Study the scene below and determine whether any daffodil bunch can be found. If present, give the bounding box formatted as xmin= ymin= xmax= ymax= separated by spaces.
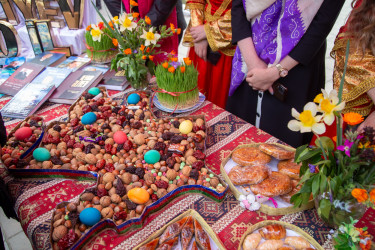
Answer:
xmin=85 ymin=22 xmax=118 ymax=63
xmin=289 ymin=41 xmax=375 ymax=228
xmin=93 ymin=2 xmax=175 ymax=89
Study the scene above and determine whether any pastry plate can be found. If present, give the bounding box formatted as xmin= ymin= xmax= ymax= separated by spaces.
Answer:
xmin=220 ymin=143 xmax=315 ymax=215
xmin=239 ymin=220 xmax=323 ymax=250
xmin=153 ymin=92 xmax=205 ymax=113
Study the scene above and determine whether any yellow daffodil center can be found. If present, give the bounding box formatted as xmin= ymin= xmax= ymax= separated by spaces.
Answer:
xmin=314 ymin=93 xmax=323 ymax=103
xmin=113 ymin=16 xmax=119 ymax=24
xmin=299 ymin=110 xmax=315 ymax=127
xmin=146 ymin=31 xmax=155 ymax=40
xmin=91 ymin=29 xmax=101 ymax=37
xmin=320 ymin=99 xmax=336 ymax=113
xmin=123 ymin=18 xmax=132 ymax=27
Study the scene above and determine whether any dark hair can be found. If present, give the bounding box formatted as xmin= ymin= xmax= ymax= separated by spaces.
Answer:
xmin=346 ymin=0 xmax=375 ymax=55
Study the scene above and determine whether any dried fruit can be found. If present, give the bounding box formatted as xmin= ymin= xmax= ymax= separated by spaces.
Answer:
xmin=155 ymin=180 xmax=168 ymax=189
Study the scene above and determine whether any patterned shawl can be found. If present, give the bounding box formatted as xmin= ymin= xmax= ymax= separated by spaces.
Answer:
xmin=229 ymin=0 xmax=323 ymax=96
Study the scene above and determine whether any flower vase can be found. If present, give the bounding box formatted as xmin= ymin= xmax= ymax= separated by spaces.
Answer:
xmin=129 ymin=77 xmax=149 ymax=90
xmin=315 ymin=196 xmax=367 ymax=228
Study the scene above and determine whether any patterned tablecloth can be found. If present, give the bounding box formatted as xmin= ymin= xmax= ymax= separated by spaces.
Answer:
xmin=0 ymin=90 xmax=374 ymax=250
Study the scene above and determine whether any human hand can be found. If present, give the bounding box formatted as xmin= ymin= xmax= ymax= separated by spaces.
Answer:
xmin=357 ymin=111 xmax=375 ymax=133
xmin=194 ymin=39 xmax=208 ymax=61
xmin=246 ymin=67 xmax=279 ymax=92
xmin=190 ymin=25 xmax=206 ymax=43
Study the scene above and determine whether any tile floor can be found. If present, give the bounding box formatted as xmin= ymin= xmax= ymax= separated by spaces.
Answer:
xmin=0 ymin=1 xmax=352 ymax=249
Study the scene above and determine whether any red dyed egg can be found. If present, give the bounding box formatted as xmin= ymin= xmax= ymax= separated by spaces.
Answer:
xmin=113 ymin=131 xmax=128 ymax=144
xmin=14 ymin=127 xmax=33 ymax=141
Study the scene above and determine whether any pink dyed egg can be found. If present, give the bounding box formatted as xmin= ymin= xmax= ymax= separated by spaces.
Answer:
xmin=14 ymin=127 xmax=32 ymax=141
xmin=113 ymin=131 xmax=128 ymax=144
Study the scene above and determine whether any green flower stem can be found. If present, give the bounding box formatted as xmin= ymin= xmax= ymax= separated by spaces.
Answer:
xmin=315 ymin=133 xmax=328 ymax=161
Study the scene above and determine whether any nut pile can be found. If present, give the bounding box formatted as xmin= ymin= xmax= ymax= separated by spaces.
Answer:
xmin=2 ymin=116 xmax=43 ymax=169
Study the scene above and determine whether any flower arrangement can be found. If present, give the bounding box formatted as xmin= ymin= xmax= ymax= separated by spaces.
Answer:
xmin=331 ymin=218 xmax=372 ymax=250
xmin=94 ymin=2 xmax=177 ymax=89
xmin=154 ymin=55 xmax=199 ymax=110
xmin=288 ymin=42 xmax=375 ymax=227
xmin=85 ymin=22 xmax=118 ymax=63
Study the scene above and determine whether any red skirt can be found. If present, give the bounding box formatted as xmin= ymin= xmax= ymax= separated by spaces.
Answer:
xmin=189 ymin=48 xmax=233 ymax=109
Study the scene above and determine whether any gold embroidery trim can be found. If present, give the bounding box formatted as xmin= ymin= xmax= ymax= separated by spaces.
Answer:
xmin=205 ymin=0 xmax=231 ymax=22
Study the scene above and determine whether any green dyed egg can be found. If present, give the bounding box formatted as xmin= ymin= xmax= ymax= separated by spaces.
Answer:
xmin=33 ymin=148 xmax=51 ymax=161
xmin=88 ymin=87 xmax=101 ymax=96
xmin=144 ymin=150 xmax=161 ymax=164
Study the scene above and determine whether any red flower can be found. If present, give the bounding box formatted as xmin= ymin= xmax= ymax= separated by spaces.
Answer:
xmin=98 ymin=22 xmax=104 ymax=30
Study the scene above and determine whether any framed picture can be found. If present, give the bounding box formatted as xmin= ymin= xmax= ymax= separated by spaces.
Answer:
xmin=25 ymin=19 xmax=43 ymax=55
xmin=35 ymin=20 xmax=55 ymax=51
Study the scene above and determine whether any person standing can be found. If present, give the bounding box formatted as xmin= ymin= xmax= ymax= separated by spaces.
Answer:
xmin=227 ymin=0 xmax=345 ymax=148
xmin=183 ymin=0 xmax=235 ymax=109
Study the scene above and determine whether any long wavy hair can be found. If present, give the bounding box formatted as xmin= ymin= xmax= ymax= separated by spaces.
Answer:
xmin=346 ymin=0 xmax=375 ymax=55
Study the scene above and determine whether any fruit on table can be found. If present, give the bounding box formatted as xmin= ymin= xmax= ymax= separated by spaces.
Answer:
xmin=128 ymin=187 xmax=150 ymax=204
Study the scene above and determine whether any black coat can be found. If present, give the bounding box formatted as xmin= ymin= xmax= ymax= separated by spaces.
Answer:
xmin=226 ymin=0 xmax=345 ymax=148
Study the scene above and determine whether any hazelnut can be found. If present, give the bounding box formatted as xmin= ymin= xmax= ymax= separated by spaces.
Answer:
xmin=156 ymin=188 xmax=167 ymax=198
xmin=182 ymin=166 xmax=191 ymax=177
xmin=136 ymin=204 xmax=145 ymax=214
xmin=167 ymin=184 xmax=178 ymax=193
xmin=210 ymin=177 xmax=220 ymax=188
xmin=121 ymin=173 xmax=132 ymax=185
xmin=103 ymin=172 xmax=115 ymax=184
xmin=81 ymin=193 xmax=94 ymax=201
xmin=110 ymin=194 xmax=122 ymax=204
xmin=134 ymin=134 xmax=146 ymax=145
xmin=85 ymin=154 xmax=97 ymax=165
xmin=144 ymin=172 xmax=154 ymax=183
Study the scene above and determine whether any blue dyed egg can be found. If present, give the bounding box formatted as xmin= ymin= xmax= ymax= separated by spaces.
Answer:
xmin=88 ymin=87 xmax=101 ymax=96
xmin=79 ymin=207 xmax=101 ymax=226
xmin=144 ymin=150 xmax=161 ymax=164
xmin=33 ymin=148 xmax=51 ymax=161
xmin=81 ymin=112 xmax=97 ymax=125
xmin=127 ymin=93 xmax=140 ymax=104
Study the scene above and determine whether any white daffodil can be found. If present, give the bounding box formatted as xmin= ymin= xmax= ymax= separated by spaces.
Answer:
xmin=140 ymin=27 xmax=161 ymax=46
xmin=90 ymin=24 xmax=102 ymax=42
xmin=112 ymin=16 xmax=119 ymax=25
xmin=317 ymin=89 xmax=345 ymax=125
xmin=119 ymin=13 xmax=136 ymax=32
xmin=288 ymin=102 xmax=326 ymax=135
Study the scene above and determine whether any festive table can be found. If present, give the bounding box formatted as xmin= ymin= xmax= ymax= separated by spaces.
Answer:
xmin=0 ymin=90 xmax=374 ymax=249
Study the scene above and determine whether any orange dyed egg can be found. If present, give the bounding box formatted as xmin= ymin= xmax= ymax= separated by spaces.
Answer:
xmin=127 ymin=188 xmax=150 ymax=204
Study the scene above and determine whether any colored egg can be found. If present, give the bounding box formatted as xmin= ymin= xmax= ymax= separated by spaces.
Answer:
xmin=79 ymin=207 xmax=101 ymax=226
xmin=144 ymin=150 xmax=160 ymax=164
xmin=113 ymin=131 xmax=128 ymax=144
xmin=88 ymin=87 xmax=101 ymax=96
xmin=81 ymin=112 xmax=97 ymax=125
xmin=33 ymin=148 xmax=51 ymax=161
xmin=127 ymin=93 xmax=140 ymax=104
xmin=14 ymin=127 xmax=33 ymax=141
xmin=179 ymin=120 xmax=193 ymax=134
xmin=128 ymin=187 xmax=150 ymax=204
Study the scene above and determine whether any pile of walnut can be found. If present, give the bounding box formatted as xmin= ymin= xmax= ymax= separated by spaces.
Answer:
xmin=40 ymin=89 xmax=225 ymax=249
xmin=2 ymin=116 xmax=43 ymax=169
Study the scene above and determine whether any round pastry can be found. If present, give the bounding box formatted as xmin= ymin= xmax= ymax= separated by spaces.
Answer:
xmin=231 ymin=147 xmax=272 ymax=166
xmin=285 ymin=236 xmax=311 ymax=249
xmin=280 ymin=179 xmax=301 ymax=203
xmin=259 ymin=224 xmax=286 ymax=240
xmin=228 ymin=165 xmax=269 ymax=185
xmin=278 ymin=159 xmax=301 ymax=179
xmin=250 ymin=172 xmax=292 ymax=197
xmin=257 ymin=240 xmax=284 ymax=250
xmin=259 ymin=143 xmax=295 ymax=160
xmin=242 ymin=233 xmax=261 ymax=250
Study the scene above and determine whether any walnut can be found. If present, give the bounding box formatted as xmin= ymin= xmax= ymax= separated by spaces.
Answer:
xmin=167 ymin=184 xmax=178 ymax=193
xmin=186 ymin=156 xmax=197 ymax=166
xmin=111 ymin=194 xmax=122 ymax=204
xmin=195 ymin=118 xmax=204 ymax=127
xmin=93 ymin=205 xmax=103 ymax=212
xmin=196 ymin=130 xmax=206 ymax=138
xmin=210 ymin=177 xmax=220 ymax=188
xmin=42 ymin=161 xmax=53 ymax=169
xmin=52 ymin=225 xmax=67 ymax=241
xmin=105 ymin=138 xmax=114 ymax=145
xmin=144 ymin=172 xmax=154 ymax=184
xmin=101 ymin=207 xmax=114 ymax=219
xmin=166 ymin=169 xmax=178 ymax=181
xmin=77 ymin=130 xmax=91 ymax=137
xmin=188 ymin=178 xmax=196 ymax=185
xmin=100 ymin=196 xmax=111 ymax=207
xmin=103 ymin=172 xmax=115 ymax=184
xmin=156 ymin=188 xmax=167 ymax=198
xmin=216 ymin=185 xmax=226 ymax=193
xmin=182 ymin=166 xmax=191 ymax=177
xmin=76 ymin=152 xmax=86 ymax=163
xmin=85 ymin=153 xmax=97 ymax=165
xmin=121 ymin=173 xmax=132 ymax=185
xmin=134 ymin=134 xmax=146 ymax=145
xmin=147 ymin=140 xmax=156 ymax=149
xmin=80 ymin=193 xmax=94 ymax=201
xmin=57 ymin=142 xmax=67 ymax=150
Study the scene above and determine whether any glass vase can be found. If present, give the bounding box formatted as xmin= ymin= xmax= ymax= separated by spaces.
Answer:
xmin=129 ymin=77 xmax=149 ymax=90
xmin=315 ymin=196 xmax=367 ymax=228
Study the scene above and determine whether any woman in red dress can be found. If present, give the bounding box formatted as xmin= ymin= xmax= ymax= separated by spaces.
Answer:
xmin=183 ymin=0 xmax=235 ymax=109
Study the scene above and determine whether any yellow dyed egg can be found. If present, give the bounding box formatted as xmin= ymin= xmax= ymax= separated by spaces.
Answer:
xmin=127 ymin=188 xmax=150 ymax=204
xmin=179 ymin=120 xmax=193 ymax=134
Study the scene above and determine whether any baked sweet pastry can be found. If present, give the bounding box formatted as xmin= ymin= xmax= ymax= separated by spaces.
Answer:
xmin=259 ymin=224 xmax=286 ymax=240
xmin=285 ymin=236 xmax=311 ymax=249
xmin=181 ymin=216 xmax=194 ymax=250
xmin=242 ymin=233 xmax=261 ymax=250
xmin=257 ymin=240 xmax=284 ymax=250
xmin=259 ymin=143 xmax=295 ymax=160
xmin=232 ymin=147 xmax=272 ymax=166
xmin=156 ymin=237 xmax=178 ymax=250
xmin=139 ymin=238 xmax=159 ymax=250
xmin=228 ymin=165 xmax=269 ymax=185
xmin=159 ymin=217 xmax=188 ymax=244
xmin=278 ymin=159 xmax=301 ymax=179
xmin=194 ymin=219 xmax=211 ymax=250
xmin=191 ymin=240 xmax=198 ymax=250
xmin=250 ymin=172 xmax=292 ymax=197
xmin=280 ymin=179 xmax=301 ymax=203
xmin=279 ymin=245 xmax=296 ymax=250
